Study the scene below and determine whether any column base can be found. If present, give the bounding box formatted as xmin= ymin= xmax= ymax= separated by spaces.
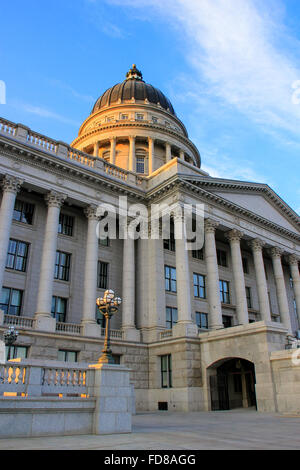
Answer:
xmin=34 ymin=314 xmax=56 ymax=333
xmin=122 ymin=327 xmax=141 ymax=342
xmin=81 ymin=321 xmax=101 ymax=339
xmin=173 ymin=322 xmax=199 ymax=338
xmin=0 ymin=309 xmax=4 ymax=326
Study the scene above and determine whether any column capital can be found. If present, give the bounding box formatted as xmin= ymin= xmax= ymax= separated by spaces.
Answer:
xmin=288 ymin=254 xmax=300 ymax=266
xmin=1 ymin=175 xmax=23 ymax=194
xmin=269 ymin=246 xmax=284 ymax=259
xmin=204 ymin=218 xmax=219 ymax=234
xmin=249 ymin=238 xmax=265 ymax=252
xmin=148 ymin=136 xmax=155 ymax=143
xmin=128 ymin=135 xmax=136 ymax=141
xmin=84 ymin=204 xmax=99 ymax=221
xmin=225 ymin=229 xmax=244 ymax=243
xmin=110 ymin=136 xmax=117 ymax=142
xmin=44 ymin=191 xmax=66 ymax=208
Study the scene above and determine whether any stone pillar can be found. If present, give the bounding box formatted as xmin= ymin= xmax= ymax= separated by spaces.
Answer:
xmin=166 ymin=142 xmax=172 ymax=163
xmin=93 ymin=141 xmax=99 ymax=157
xmin=122 ymin=236 xmax=140 ymax=341
xmin=269 ymin=247 xmax=292 ymax=333
xmin=148 ymin=137 xmax=154 ymax=174
xmin=204 ymin=219 xmax=223 ymax=329
xmin=249 ymin=239 xmax=271 ymax=322
xmin=173 ymin=213 xmax=198 ymax=337
xmin=180 ymin=150 xmax=185 ymax=160
xmin=128 ymin=136 xmax=135 ymax=172
xmin=0 ymin=176 xmax=22 ymax=294
xmin=35 ymin=191 xmax=66 ymax=332
xmin=110 ymin=137 xmax=116 ymax=165
xmin=81 ymin=205 xmax=101 ymax=338
xmin=226 ymin=229 xmax=249 ymax=325
xmin=289 ymin=255 xmax=300 ymax=328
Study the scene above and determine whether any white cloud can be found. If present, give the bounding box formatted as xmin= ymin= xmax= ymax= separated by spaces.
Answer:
xmin=47 ymin=79 xmax=95 ymax=104
xmin=106 ymin=0 xmax=300 ymax=141
xmin=11 ymin=101 xmax=80 ymax=127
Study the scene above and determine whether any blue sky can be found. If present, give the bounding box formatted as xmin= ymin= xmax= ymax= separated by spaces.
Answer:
xmin=1 ymin=0 xmax=300 ymax=214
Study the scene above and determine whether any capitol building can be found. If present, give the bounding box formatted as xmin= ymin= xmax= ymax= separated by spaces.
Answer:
xmin=0 ymin=65 xmax=300 ymax=413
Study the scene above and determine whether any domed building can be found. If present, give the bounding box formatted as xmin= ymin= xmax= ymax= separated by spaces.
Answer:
xmin=71 ymin=65 xmax=201 ymax=173
xmin=0 ymin=66 xmax=299 ymax=415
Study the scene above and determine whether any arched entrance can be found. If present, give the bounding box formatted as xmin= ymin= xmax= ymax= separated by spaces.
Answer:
xmin=209 ymin=358 xmax=257 ymax=411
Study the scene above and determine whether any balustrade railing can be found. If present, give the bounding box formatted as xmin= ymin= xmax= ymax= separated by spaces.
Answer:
xmin=160 ymin=330 xmax=173 ymax=340
xmin=56 ymin=322 xmax=82 ymax=335
xmin=67 ymin=148 xmax=96 ymax=168
xmin=27 ymin=131 xmax=57 ymax=153
xmin=0 ymin=118 xmax=16 ymax=136
xmin=0 ymin=363 xmax=28 ymax=395
xmin=4 ymin=315 xmax=35 ymax=329
xmin=101 ymin=328 xmax=124 ymax=340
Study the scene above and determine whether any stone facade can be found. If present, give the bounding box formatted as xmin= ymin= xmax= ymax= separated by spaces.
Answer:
xmin=0 ymin=66 xmax=300 ymax=414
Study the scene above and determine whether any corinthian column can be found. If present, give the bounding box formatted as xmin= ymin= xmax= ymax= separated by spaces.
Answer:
xmin=110 ymin=137 xmax=116 ymax=165
xmin=148 ymin=137 xmax=154 ymax=174
xmin=269 ymin=247 xmax=292 ymax=333
xmin=128 ymin=136 xmax=136 ymax=172
xmin=226 ymin=229 xmax=249 ymax=325
xmin=35 ymin=191 xmax=66 ymax=332
xmin=249 ymin=239 xmax=271 ymax=322
xmin=0 ymin=175 xmax=23 ymax=294
xmin=288 ymin=255 xmax=300 ymax=328
xmin=81 ymin=205 xmax=101 ymax=338
xmin=122 ymin=234 xmax=140 ymax=341
xmin=204 ymin=219 xmax=223 ymax=329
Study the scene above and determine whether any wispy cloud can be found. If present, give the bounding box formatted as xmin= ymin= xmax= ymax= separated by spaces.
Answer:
xmin=106 ymin=0 xmax=300 ymax=143
xmin=47 ymin=79 xmax=95 ymax=103
xmin=84 ymin=0 xmax=127 ymax=38
xmin=11 ymin=100 xmax=80 ymax=127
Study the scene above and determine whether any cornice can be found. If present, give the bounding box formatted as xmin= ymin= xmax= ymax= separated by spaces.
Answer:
xmin=0 ymin=136 xmax=146 ymax=202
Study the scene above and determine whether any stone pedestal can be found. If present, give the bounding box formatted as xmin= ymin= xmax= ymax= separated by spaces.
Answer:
xmin=122 ymin=327 xmax=141 ymax=342
xmin=173 ymin=322 xmax=199 ymax=338
xmin=0 ymin=309 xmax=4 ymax=326
xmin=89 ymin=363 xmax=132 ymax=435
xmin=81 ymin=322 xmax=101 ymax=339
xmin=34 ymin=315 xmax=56 ymax=333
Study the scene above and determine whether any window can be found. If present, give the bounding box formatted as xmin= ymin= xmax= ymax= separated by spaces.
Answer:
xmin=136 ymin=157 xmax=145 ymax=174
xmin=161 ymin=355 xmax=172 ymax=388
xmin=246 ymin=287 xmax=252 ymax=309
xmin=223 ymin=315 xmax=232 ymax=329
xmin=152 ymin=116 xmax=158 ymax=123
xmin=0 ymin=288 xmax=23 ymax=316
xmin=13 ymin=200 xmax=34 ymax=225
xmin=220 ymin=280 xmax=230 ymax=304
xmin=58 ymin=213 xmax=74 ymax=237
xmin=112 ymin=354 xmax=121 ymax=365
xmin=165 ymin=266 xmax=177 ymax=293
xmin=106 ymin=116 xmax=114 ymax=123
xmin=121 ymin=114 xmax=129 ymax=120
xmin=51 ymin=296 xmax=68 ymax=322
xmin=136 ymin=114 xmax=144 ymax=120
xmin=96 ymin=309 xmax=106 ymax=328
xmin=193 ymin=274 xmax=206 ymax=299
xmin=58 ymin=350 xmax=78 ymax=362
xmin=166 ymin=307 xmax=178 ymax=329
xmin=6 ymin=239 xmax=29 ymax=272
xmin=163 ymin=221 xmax=175 ymax=252
xmin=55 ymin=251 xmax=71 ymax=281
xmin=6 ymin=345 xmax=28 ymax=361
xmin=242 ymin=257 xmax=249 ymax=274
xmin=99 ymin=237 xmax=110 ymax=247
xmin=98 ymin=261 xmax=109 ymax=289
xmin=217 ymin=249 xmax=228 ymax=267
xmin=102 ymin=151 xmax=110 ymax=162
xmin=192 ymin=249 xmax=204 ymax=260
xmin=196 ymin=312 xmax=208 ymax=330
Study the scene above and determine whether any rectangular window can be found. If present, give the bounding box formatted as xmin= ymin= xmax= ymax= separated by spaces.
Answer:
xmin=136 ymin=157 xmax=145 ymax=174
xmin=58 ymin=350 xmax=78 ymax=362
xmin=13 ymin=200 xmax=34 ymax=225
xmin=217 ymin=249 xmax=228 ymax=267
xmin=121 ymin=114 xmax=129 ymax=120
xmin=220 ymin=280 xmax=230 ymax=304
xmin=136 ymin=114 xmax=144 ymax=120
xmin=246 ymin=287 xmax=252 ymax=309
xmin=242 ymin=257 xmax=249 ymax=274
xmin=58 ymin=213 xmax=74 ymax=237
xmin=97 ymin=261 xmax=109 ymax=289
xmin=193 ymin=273 xmax=206 ymax=299
xmin=163 ymin=221 xmax=175 ymax=252
xmin=51 ymin=296 xmax=67 ymax=322
xmin=55 ymin=251 xmax=71 ymax=281
xmin=223 ymin=315 xmax=232 ymax=329
xmin=152 ymin=117 xmax=158 ymax=123
xmin=166 ymin=307 xmax=178 ymax=329
xmin=196 ymin=312 xmax=208 ymax=330
xmin=161 ymin=355 xmax=172 ymax=388
xmin=6 ymin=345 xmax=28 ymax=361
xmin=192 ymin=249 xmax=204 ymax=260
xmin=165 ymin=266 xmax=177 ymax=293
xmin=6 ymin=239 xmax=29 ymax=272
xmin=99 ymin=237 xmax=110 ymax=247
xmin=0 ymin=288 xmax=23 ymax=316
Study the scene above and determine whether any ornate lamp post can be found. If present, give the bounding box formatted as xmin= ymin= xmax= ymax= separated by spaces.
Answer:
xmin=3 ymin=326 xmax=19 ymax=361
xmin=96 ymin=290 xmax=122 ymax=364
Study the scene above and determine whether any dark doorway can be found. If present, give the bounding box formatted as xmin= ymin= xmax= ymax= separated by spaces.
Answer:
xmin=210 ymin=359 xmax=257 ymax=411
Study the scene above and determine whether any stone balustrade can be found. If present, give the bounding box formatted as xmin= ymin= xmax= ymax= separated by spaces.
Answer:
xmin=0 ymin=118 xmax=16 ymax=136
xmin=4 ymin=314 xmax=35 ymax=330
xmin=55 ymin=322 xmax=82 ymax=335
xmin=160 ymin=330 xmax=173 ymax=340
xmin=27 ymin=131 xmax=57 ymax=153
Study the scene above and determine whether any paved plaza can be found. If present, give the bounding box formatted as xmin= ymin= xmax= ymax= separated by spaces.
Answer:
xmin=0 ymin=410 xmax=299 ymax=450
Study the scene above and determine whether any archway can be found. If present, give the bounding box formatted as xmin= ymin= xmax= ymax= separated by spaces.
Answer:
xmin=208 ymin=358 xmax=257 ymax=411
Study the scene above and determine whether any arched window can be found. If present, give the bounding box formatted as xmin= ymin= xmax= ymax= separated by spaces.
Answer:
xmin=102 ymin=151 xmax=110 ymax=163
xmin=136 ymin=156 xmax=145 ymax=174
